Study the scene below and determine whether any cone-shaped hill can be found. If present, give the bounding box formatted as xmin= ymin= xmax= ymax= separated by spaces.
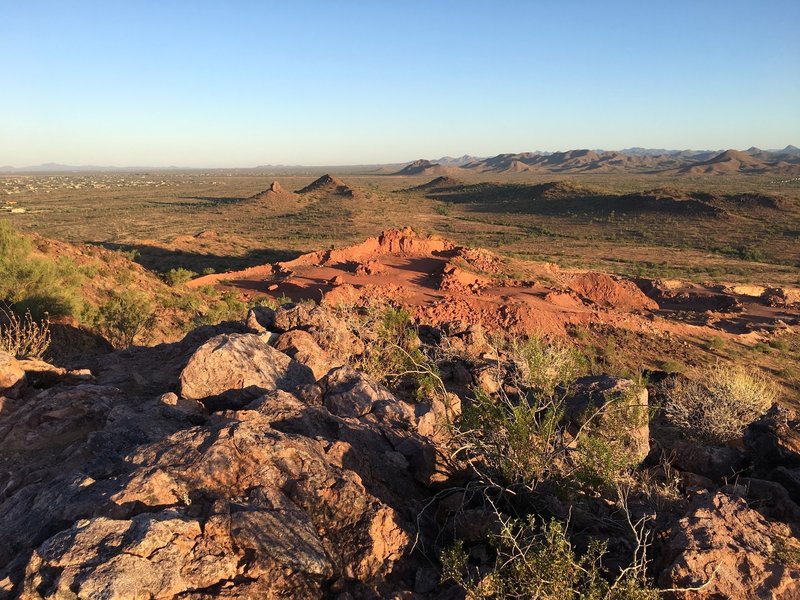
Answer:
xmin=248 ymin=181 xmax=299 ymax=203
xmin=296 ymin=174 xmax=357 ymax=197
xmin=406 ymin=176 xmax=464 ymax=192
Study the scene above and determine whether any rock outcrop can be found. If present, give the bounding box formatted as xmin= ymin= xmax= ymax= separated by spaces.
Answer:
xmin=179 ymin=333 xmax=315 ymax=407
xmin=0 ymin=317 xmax=441 ymax=597
xmin=657 ymin=490 xmax=800 ymax=599
xmin=0 ymin=351 xmax=25 ymax=398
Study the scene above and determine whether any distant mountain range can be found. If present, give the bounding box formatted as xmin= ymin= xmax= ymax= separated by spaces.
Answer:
xmin=396 ymin=146 xmax=800 ymax=176
xmin=2 ymin=146 xmax=799 ymax=175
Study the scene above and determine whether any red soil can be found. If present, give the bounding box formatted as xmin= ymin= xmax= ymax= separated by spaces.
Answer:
xmin=189 ymin=228 xmax=800 ymax=341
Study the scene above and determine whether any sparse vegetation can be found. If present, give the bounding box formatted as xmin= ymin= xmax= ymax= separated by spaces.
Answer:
xmin=357 ymin=305 xmax=439 ymax=399
xmin=0 ymin=220 xmax=84 ymax=318
xmin=442 ymin=514 xmax=659 ymax=599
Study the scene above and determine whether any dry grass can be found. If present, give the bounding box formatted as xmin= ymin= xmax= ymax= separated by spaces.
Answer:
xmin=664 ymin=364 xmax=776 ymax=444
xmin=0 ymin=306 xmax=51 ymax=359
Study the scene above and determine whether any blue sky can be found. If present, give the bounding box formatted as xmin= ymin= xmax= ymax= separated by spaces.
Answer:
xmin=1 ymin=1 xmax=798 ymax=166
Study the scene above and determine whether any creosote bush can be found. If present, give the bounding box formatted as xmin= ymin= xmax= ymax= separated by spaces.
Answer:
xmin=342 ymin=303 xmax=440 ymax=400
xmin=442 ymin=514 xmax=659 ymax=599
xmin=454 ymin=336 xmax=648 ymax=493
xmin=664 ymin=363 xmax=775 ymax=444
xmin=95 ymin=289 xmax=155 ymax=348
xmin=164 ymin=267 xmax=197 ymax=287
xmin=193 ymin=291 xmax=247 ymax=326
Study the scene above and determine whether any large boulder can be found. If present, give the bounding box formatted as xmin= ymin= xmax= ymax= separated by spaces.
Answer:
xmin=272 ymin=304 xmax=365 ymax=360
xmin=179 ymin=333 xmax=314 ymax=407
xmin=657 ymin=490 xmax=800 ymax=599
xmin=0 ymin=315 xmax=446 ymax=598
xmin=274 ymin=329 xmax=338 ymax=380
xmin=322 ymin=366 xmax=396 ymax=419
xmin=0 ymin=384 xmax=121 ymax=452
xmin=12 ymin=382 xmax=437 ymax=598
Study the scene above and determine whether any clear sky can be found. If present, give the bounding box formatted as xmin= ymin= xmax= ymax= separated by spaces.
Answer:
xmin=2 ymin=1 xmax=799 ymax=167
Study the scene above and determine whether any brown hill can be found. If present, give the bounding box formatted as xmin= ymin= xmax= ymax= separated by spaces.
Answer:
xmin=296 ymin=174 xmax=358 ymax=197
xmin=454 ymin=147 xmax=800 ymax=175
xmin=406 ymin=176 xmax=464 ymax=191
xmin=394 ymin=159 xmax=463 ymax=177
xmin=677 ymin=149 xmax=775 ymax=175
xmin=248 ymin=181 xmax=299 ymax=204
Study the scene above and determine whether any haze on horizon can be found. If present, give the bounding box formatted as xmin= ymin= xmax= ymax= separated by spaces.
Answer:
xmin=1 ymin=0 xmax=799 ymax=168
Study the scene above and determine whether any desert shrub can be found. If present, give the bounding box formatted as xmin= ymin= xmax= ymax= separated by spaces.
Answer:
xmin=194 ymin=291 xmax=247 ymax=326
xmin=159 ymin=289 xmax=203 ymax=313
xmin=707 ymin=336 xmax=726 ymax=351
xmin=0 ymin=306 xmax=51 ymax=359
xmin=460 ymin=385 xmax=566 ymax=487
xmin=116 ymin=248 xmax=140 ymax=261
xmin=664 ymin=364 xmax=775 ymax=444
xmin=361 ymin=306 xmax=439 ymax=399
xmin=95 ymin=289 xmax=155 ymax=348
xmin=509 ymin=336 xmax=585 ymax=398
xmin=768 ymin=337 xmax=790 ymax=353
xmin=455 ymin=336 xmax=650 ymax=492
xmin=659 ymin=358 xmax=685 ymax=374
xmin=249 ymin=295 xmax=292 ymax=310
xmin=442 ymin=515 xmax=658 ymax=599
xmin=0 ymin=221 xmax=85 ymax=318
xmin=164 ymin=267 xmax=196 ymax=287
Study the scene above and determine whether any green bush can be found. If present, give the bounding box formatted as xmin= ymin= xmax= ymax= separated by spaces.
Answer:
xmin=194 ymin=291 xmax=247 ymax=326
xmin=509 ymin=336 xmax=585 ymax=399
xmin=164 ymin=267 xmax=197 ymax=287
xmin=95 ymin=289 xmax=155 ymax=348
xmin=0 ymin=220 xmax=84 ymax=318
xmin=460 ymin=386 xmax=565 ymax=487
xmin=359 ymin=306 xmax=439 ymax=399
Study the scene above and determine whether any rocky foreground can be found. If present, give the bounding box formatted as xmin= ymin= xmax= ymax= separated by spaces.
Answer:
xmin=1 ymin=302 xmax=800 ymax=599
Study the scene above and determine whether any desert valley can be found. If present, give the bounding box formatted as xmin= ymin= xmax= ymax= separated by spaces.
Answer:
xmin=1 ymin=147 xmax=800 ymax=598
xmin=3 ymin=1 xmax=800 ymax=598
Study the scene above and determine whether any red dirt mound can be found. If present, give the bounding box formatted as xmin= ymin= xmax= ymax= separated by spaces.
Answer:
xmin=281 ymin=227 xmax=455 ymax=269
xmin=439 ymin=263 xmax=493 ymax=294
xmin=565 ymin=272 xmax=658 ymax=311
xmin=188 ymin=229 xmax=799 ymax=343
xmin=452 ymin=247 xmax=505 ymax=274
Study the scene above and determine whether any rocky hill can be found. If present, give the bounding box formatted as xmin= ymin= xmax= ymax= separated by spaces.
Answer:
xmin=2 ymin=297 xmax=800 ymax=598
xmin=2 ymin=227 xmax=800 ymax=598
